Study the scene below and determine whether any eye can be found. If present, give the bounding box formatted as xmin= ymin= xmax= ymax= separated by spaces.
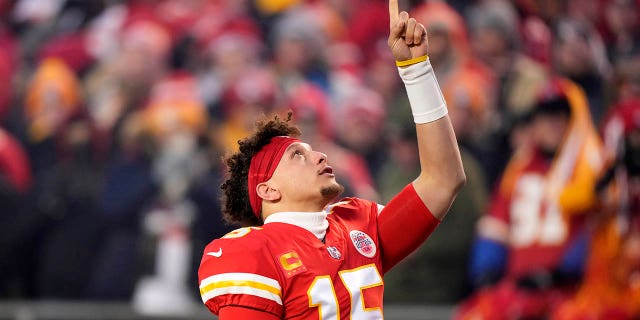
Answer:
xmin=293 ymin=150 xmax=303 ymax=157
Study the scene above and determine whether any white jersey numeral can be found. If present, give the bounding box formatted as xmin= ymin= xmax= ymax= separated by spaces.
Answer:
xmin=510 ymin=174 xmax=568 ymax=247
xmin=307 ymin=264 xmax=383 ymax=320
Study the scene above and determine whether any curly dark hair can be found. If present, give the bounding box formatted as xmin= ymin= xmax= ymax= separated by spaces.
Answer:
xmin=220 ymin=113 xmax=301 ymax=226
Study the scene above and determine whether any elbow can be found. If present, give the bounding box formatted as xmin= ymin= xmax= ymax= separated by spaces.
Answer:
xmin=413 ymin=167 xmax=465 ymax=219
xmin=416 ymin=167 xmax=466 ymax=200
xmin=444 ymin=170 xmax=466 ymax=202
xmin=438 ymin=160 xmax=466 ymax=197
xmin=453 ymin=170 xmax=466 ymax=194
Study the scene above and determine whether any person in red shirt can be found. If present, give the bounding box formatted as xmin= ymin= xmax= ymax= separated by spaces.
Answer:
xmin=197 ymin=1 xmax=466 ymax=319
xmin=457 ymin=78 xmax=604 ymax=320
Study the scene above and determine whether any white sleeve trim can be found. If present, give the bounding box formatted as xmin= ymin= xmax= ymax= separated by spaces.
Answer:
xmin=200 ymin=272 xmax=282 ymax=305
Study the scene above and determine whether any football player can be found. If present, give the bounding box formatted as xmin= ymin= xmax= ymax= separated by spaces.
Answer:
xmin=197 ymin=1 xmax=466 ymax=319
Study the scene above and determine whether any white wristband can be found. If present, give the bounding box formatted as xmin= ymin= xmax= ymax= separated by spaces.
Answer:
xmin=398 ymin=59 xmax=448 ymax=124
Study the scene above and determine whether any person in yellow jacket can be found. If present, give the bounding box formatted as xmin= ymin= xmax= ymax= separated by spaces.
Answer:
xmin=552 ymin=98 xmax=640 ymax=320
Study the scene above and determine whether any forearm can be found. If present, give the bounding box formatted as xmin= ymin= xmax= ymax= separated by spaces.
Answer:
xmin=414 ymin=116 xmax=465 ymax=219
xmin=398 ymin=60 xmax=465 ymax=219
xmin=387 ymin=0 xmax=464 ymax=219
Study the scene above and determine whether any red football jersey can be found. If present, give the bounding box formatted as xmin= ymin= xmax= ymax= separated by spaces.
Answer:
xmin=482 ymin=150 xmax=587 ymax=279
xmin=199 ymin=198 xmax=385 ymax=319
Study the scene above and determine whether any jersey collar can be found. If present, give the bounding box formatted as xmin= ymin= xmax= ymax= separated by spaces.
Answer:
xmin=264 ymin=211 xmax=329 ymax=240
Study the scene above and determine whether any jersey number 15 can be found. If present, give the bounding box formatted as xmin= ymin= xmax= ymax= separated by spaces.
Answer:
xmin=307 ymin=264 xmax=383 ymax=320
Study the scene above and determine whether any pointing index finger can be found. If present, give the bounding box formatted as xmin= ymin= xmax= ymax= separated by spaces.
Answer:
xmin=389 ymin=0 xmax=399 ymax=26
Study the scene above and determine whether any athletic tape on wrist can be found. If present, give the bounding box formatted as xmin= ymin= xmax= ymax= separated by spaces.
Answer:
xmin=397 ymin=59 xmax=448 ymax=124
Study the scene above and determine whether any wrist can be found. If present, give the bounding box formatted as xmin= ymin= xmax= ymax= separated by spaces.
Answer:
xmin=397 ymin=59 xmax=448 ymax=124
xmin=395 ymin=54 xmax=428 ymax=68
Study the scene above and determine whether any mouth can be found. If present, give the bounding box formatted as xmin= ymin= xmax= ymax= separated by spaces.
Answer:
xmin=319 ymin=166 xmax=334 ymax=176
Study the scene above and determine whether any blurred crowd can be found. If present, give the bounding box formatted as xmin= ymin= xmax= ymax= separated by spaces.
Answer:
xmin=0 ymin=0 xmax=639 ymax=318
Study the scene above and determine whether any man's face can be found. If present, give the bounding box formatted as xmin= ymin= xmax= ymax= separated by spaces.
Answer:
xmin=268 ymin=142 xmax=344 ymax=207
xmin=531 ymin=112 xmax=570 ymax=155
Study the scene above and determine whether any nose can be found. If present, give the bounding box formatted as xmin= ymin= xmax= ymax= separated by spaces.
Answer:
xmin=315 ymin=151 xmax=327 ymax=164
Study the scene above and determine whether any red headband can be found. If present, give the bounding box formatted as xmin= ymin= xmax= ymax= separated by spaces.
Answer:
xmin=248 ymin=136 xmax=300 ymax=218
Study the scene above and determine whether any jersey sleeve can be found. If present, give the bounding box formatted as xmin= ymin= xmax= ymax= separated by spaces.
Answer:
xmin=218 ymin=305 xmax=281 ymax=320
xmin=198 ymin=229 xmax=284 ymax=317
xmin=377 ymin=183 xmax=440 ymax=273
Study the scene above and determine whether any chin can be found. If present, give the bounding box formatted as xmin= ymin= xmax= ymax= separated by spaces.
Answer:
xmin=321 ymin=183 xmax=344 ymax=200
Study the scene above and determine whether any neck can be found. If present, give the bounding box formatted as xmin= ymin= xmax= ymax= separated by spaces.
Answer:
xmin=264 ymin=199 xmax=330 ymax=217
xmin=263 ymin=211 xmax=329 ymax=240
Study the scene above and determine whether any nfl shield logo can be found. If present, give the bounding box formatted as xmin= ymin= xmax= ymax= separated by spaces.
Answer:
xmin=326 ymin=246 xmax=341 ymax=259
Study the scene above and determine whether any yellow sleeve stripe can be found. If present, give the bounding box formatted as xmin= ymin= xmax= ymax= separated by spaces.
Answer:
xmin=199 ymin=273 xmax=282 ymax=305
xmin=200 ymin=280 xmax=282 ymax=296
xmin=200 ymin=272 xmax=281 ymax=289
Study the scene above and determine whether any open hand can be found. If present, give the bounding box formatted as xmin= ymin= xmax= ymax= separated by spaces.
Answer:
xmin=388 ymin=0 xmax=428 ymax=62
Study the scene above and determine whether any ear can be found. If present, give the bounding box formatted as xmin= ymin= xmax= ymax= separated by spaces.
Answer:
xmin=256 ymin=182 xmax=281 ymax=202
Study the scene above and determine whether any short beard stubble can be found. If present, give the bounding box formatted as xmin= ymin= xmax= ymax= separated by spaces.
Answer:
xmin=321 ymin=183 xmax=345 ymax=201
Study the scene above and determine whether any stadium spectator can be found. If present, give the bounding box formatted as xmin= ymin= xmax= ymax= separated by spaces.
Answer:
xmin=0 ymin=25 xmax=17 ymax=122
xmin=270 ymin=4 xmax=330 ymax=92
xmin=412 ymin=1 xmax=495 ymax=143
xmin=195 ymin=11 xmax=264 ymax=118
xmin=602 ymin=0 xmax=640 ymax=63
xmin=552 ymin=98 xmax=640 ymax=320
xmin=18 ymin=58 xmax=107 ymax=298
xmin=467 ymin=0 xmax=551 ymax=188
xmin=457 ymin=78 xmax=605 ymax=320
xmin=335 ymin=86 xmax=389 ymax=178
xmin=553 ymin=18 xmax=608 ymax=123
xmin=551 ymin=54 xmax=640 ymax=319
xmin=0 ymin=128 xmax=31 ymax=297
xmin=287 ymin=82 xmax=379 ymax=201
xmin=216 ymin=67 xmax=283 ymax=153
xmin=87 ymin=109 xmax=156 ymax=300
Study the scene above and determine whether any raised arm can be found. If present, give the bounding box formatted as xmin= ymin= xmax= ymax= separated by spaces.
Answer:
xmin=388 ymin=0 xmax=465 ymax=220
